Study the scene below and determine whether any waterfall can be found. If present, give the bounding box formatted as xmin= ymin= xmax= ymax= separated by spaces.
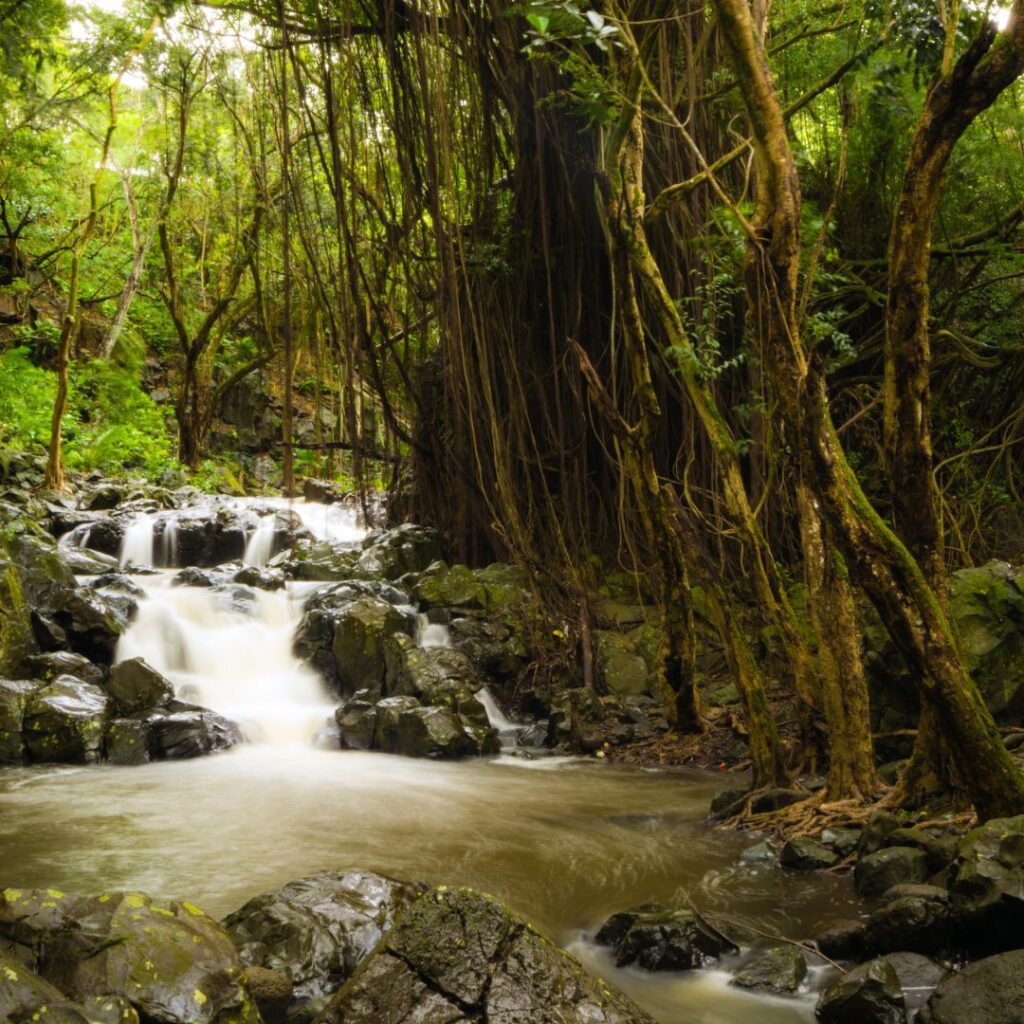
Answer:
xmin=117 ymin=577 xmax=333 ymax=746
xmin=59 ymin=523 xmax=93 ymax=549
xmin=475 ymin=685 xmax=532 ymax=749
xmin=416 ymin=613 xmax=451 ymax=649
xmin=160 ymin=514 xmax=180 ymax=567
xmin=242 ymin=516 xmax=276 ymax=568
xmin=120 ymin=515 xmax=155 ymax=567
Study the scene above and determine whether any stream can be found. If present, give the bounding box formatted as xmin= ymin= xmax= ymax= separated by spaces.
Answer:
xmin=0 ymin=497 xmax=863 ymax=1024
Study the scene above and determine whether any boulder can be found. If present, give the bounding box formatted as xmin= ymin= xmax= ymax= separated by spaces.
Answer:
xmin=709 ymin=787 xmax=747 ymax=820
xmin=104 ymin=718 xmax=150 ymax=765
xmin=0 ymin=557 xmax=35 ymax=677
xmin=864 ymin=886 xmax=950 ymax=955
xmin=140 ymin=702 xmax=241 ymax=759
xmin=316 ymin=887 xmax=656 ymax=1024
xmin=22 ymin=676 xmax=109 ymax=763
xmin=0 ymin=678 xmax=39 ymax=762
xmin=948 ymin=814 xmax=1024 ymax=954
xmin=857 ymin=811 xmax=903 ymax=858
xmin=448 ymin=616 xmax=530 ymax=684
xmin=335 ymin=698 xmax=377 ymax=750
xmin=731 ymin=946 xmax=807 ymax=994
xmin=594 ymin=630 xmax=652 ymax=699
xmin=384 ymin=636 xmax=488 ymax=722
xmin=739 ymin=840 xmax=778 ymax=865
xmin=393 ymin=705 xmax=493 ymax=759
xmin=820 ymin=827 xmax=861 ymax=859
xmin=782 ymin=838 xmax=839 ymax=871
xmin=223 ymin=870 xmax=420 ymax=1004
xmin=294 ymin=585 xmax=413 ymax=696
xmin=594 ymin=903 xmax=737 ymax=972
xmin=854 ymin=847 xmax=930 ymax=897
xmin=815 ymin=957 xmax=908 ymax=1024
xmin=16 ymin=890 xmax=259 ymax=1024
xmin=21 ymin=651 xmax=104 ymax=687
xmin=0 ymin=948 xmax=85 ymax=1024
xmin=278 ymin=539 xmax=362 ymax=583
xmin=108 ymin=658 xmax=175 ymax=714
xmin=917 ymin=949 xmax=1024 ymax=1024
xmin=889 ymin=828 xmax=957 ymax=873
xmin=816 ymin=920 xmax=866 ymax=961
xmin=881 ymin=952 xmax=945 ymax=1012
xmin=357 ymin=524 xmax=441 ymax=580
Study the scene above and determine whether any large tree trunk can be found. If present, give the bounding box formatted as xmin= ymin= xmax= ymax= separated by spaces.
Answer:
xmin=712 ymin=0 xmax=1024 ymax=821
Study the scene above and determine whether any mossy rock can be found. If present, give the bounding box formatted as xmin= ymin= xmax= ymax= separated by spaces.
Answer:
xmin=0 ymin=889 xmax=260 ymax=1024
xmin=316 ymin=887 xmax=656 ymax=1023
xmin=595 ymin=630 xmax=652 ymax=699
xmin=0 ymin=678 xmax=40 ymax=763
xmin=22 ymin=675 xmax=109 ymax=764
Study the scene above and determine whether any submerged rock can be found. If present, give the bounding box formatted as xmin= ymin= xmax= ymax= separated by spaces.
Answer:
xmin=594 ymin=903 xmax=737 ymax=972
xmin=916 ymin=948 xmax=1024 ymax=1024
xmin=223 ymin=869 xmax=420 ymax=1005
xmin=316 ymin=887 xmax=656 ymax=1024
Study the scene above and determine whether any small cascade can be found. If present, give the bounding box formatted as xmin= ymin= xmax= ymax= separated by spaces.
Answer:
xmin=59 ymin=523 xmax=93 ymax=550
xmin=120 ymin=515 xmax=155 ymax=567
xmin=117 ymin=577 xmax=333 ymax=746
xmin=159 ymin=514 xmax=180 ymax=567
xmin=476 ymin=685 xmax=532 ymax=749
xmin=416 ymin=613 xmax=451 ymax=649
xmin=243 ymin=515 xmax=276 ymax=568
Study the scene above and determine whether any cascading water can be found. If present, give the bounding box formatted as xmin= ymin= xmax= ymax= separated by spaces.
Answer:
xmin=242 ymin=515 xmax=276 ymax=568
xmin=120 ymin=515 xmax=155 ymax=567
xmin=116 ymin=577 xmax=334 ymax=746
xmin=416 ymin=613 xmax=452 ymax=649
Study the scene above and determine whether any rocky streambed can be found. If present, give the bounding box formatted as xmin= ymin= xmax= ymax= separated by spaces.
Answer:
xmin=1 ymin=481 xmax=1024 ymax=1022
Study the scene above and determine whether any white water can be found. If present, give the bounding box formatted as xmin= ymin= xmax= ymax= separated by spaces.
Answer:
xmin=120 ymin=515 xmax=155 ymax=567
xmin=416 ymin=612 xmax=452 ymax=648
xmin=117 ymin=576 xmax=334 ymax=746
xmin=242 ymin=515 xmax=276 ymax=567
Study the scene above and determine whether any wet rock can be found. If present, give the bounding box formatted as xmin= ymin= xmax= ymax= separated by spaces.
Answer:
xmin=948 ymin=813 xmax=1024 ymax=955
xmin=393 ymin=705 xmax=494 ymax=759
xmin=881 ymin=952 xmax=945 ymax=1012
xmin=104 ymin=718 xmax=150 ymax=765
xmin=916 ymin=949 xmax=1024 ymax=1024
xmin=335 ymin=698 xmax=377 ymax=750
xmin=447 ymin=615 xmax=530 ymax=684
xmin=816 ymin=919 xmax=866 ymax=961
xmin=243 ymin=966 xmax=291 ymax=1024
xmin=372 ymin=695 xmax=422 ymax=751
xmin=709 ymin=787 xmax=747 ymax=820
xmin=83 ymin=484 xmax=124 ymax=511
xmin=864 ymin=885 xmax=950 ymax=955
xmin=0 ymin=679 xmax=40 ymax=762
xmin=223 ymin=869 xmax=420 ymax=1004
xmin=21 ymin=651 xmax=104 ymax=687
xmin=294 ymin=585 xmax=413 ymax=696
xmin=731 ymin=946 xmax=807 ymax=994
xmin=357 ymin=524 xmax=441 ymax=580
xmin=0 ymin=949 xmax=101 ymax=1024
xmin=17 ymin=890 xmax=259 ymax=1024
xmin=889 ymin=828 xmax=957 ymax=873
xmin=857 ymin=811 xmax=902 ymax=858
xmin=782 ymin=838 xmax=839 ymax=871
xmin=280 ymin=539 xmax=363 ymax=582
xmin=22 ymin=676 xmax=109 ymax=763
xmin=820 ymin=827 xmax=861 ymax=859
xmin=739 ymin=840 xmax=778 ymax=865
xmin=108 ymin=657 xmax=174 ymax=714
xmin=854 ymin=847 xmax=930 ymax=897
xmin=232 ymin=566 xmax=285 ymax=591
xmin=172 ymin=566 xmax=216 ymax=587
xmin=317 ymin=887 xmax=655 ymax=1024
xmin=140 ymin=702 xmax=241 ymax=759
xmin=384 ymin=636 xmax=487 ymax=721
xmin=0 ymin=557 xmax=35 ymax=676
xmin=61 ymin=546 xmax=118 ymax=576
xmin=815 ymin=957 xmax=907 ymax=1024
xmin=594 ymin=903 xmax=738 ymax=972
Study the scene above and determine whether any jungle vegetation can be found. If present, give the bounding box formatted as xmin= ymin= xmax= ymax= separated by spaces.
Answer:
xmin=4 ymin=0 xmax=1024 ymax=824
